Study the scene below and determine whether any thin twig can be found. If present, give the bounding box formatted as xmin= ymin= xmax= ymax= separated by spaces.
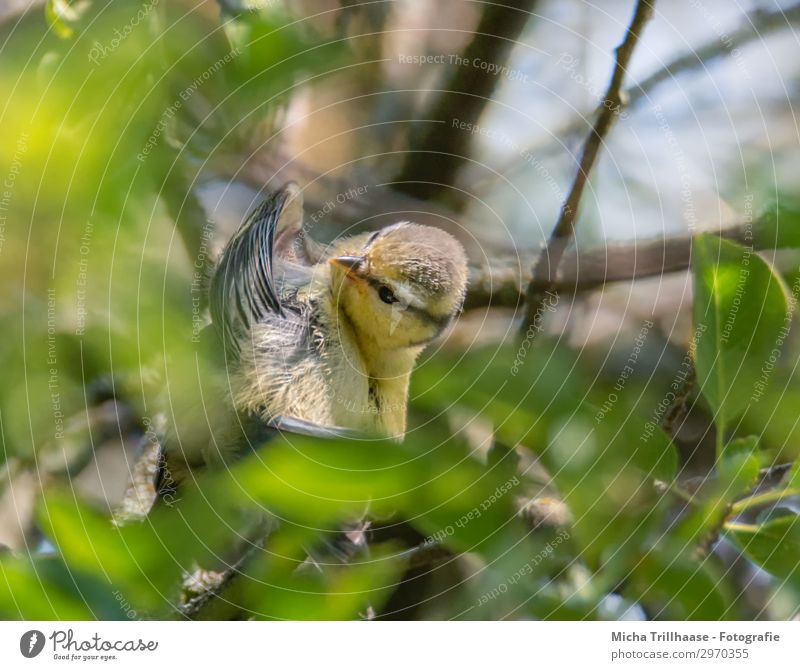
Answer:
xmin=394 ymin=0 xmax=538 ymax=205
xmin=466 ymin=224 xmax=706 ymax=310
xmin=481 ymin=2 xmax=800 ymax=191
xmin=521 ymin=0 xmax=656 ymax=333
xmin=729 ymin=487 xmax=800 ymax=516
xmin=464 ymin=212 xmax=795 ymax=310
xmin=179 ymin=532 xmax=266 ymax=619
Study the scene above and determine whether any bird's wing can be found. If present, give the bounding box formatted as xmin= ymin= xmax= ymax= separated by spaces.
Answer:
xmin=209 ymin=184 xmax=302 ymax=355
xmin=270 ymin=184 xmax=327 ymax=266
xmin=208 ymin=183 xmax=361 ymax=443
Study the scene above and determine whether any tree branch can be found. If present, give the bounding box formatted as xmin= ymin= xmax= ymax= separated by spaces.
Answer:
xmin=521 ymin=0 xmax=655 ymax=332
xmin=394 ymin=0 xmax=538 ymax=205
xmin=464 ymin=218 xmax=792 ymax=310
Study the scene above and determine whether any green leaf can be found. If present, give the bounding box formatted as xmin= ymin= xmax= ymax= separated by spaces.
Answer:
xmin=628 ymin=550 xmax=737 ymax=620
xmin=719 ymin=436 xmax=761 ymax=498
xmin=414 ymin=345 xmax=677 ymax=571
xmin=0 ymin=557 xmax=94 ymax=619
xmin=676 ymin=437 xmax=761 ymax=544
xmin=228 ymin=431 xmax=529 ymax=560
xmin=37 ymin=486 xmax=244 ymax=614
xmin=753 ymin=199 xmax=800 ymax=249
xmin=728 ymin=515 xmax=800 ymax=586
xmin=692 ymin=235 xmax=791 ymax=435
xmin=238 ymin=542 xmax=405 ymax=621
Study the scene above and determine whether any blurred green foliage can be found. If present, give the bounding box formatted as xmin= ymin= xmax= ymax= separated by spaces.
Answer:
xmin=692 ymin=234 xmax=790 ymax=446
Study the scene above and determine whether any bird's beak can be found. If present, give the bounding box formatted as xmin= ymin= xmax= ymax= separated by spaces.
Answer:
xmin=329 ymin=255 xmax=366 ymax=278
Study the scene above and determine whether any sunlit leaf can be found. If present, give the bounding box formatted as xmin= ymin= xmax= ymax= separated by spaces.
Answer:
xmin=728 ymin=515 xmax=800 ymax=587
xmin=0 ymin=556 xmax=94 ymax=619
xmin=45 ymin=0 xmax=90 ymax=39
xmin=719 ymin=436 xmax=761 ymax=498
xmin=692 ymin=235 xmax=790 ymax=435
xmin=628 ymin=550 xmax=737 ymax=620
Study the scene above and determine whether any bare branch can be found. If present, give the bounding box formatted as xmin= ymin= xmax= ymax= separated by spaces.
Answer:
xmin=466 ymin=220 xmax=769 ymax=310
xmin=521 ymin=0 xmax=656 ymax=331
xmin=394 ymin=0 xmax=538 ymax=205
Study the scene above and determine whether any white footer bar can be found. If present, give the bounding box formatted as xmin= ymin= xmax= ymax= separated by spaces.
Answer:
xmin=1 ymin=621 xmax=797 ymax=668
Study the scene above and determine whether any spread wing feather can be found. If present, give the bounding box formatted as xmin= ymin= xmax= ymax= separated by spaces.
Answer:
xmin=208 ymin=184 xmax=357 ymax=440
xmin=210 ymin=187 xmax=290 ymax=356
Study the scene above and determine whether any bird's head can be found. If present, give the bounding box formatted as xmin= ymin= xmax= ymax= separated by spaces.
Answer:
xmin=328 ymin=222 xmax=468 ymax=350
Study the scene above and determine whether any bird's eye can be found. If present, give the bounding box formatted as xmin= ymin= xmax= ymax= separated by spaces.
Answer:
xmin=378 ymin=285 xmax=398 ymax=304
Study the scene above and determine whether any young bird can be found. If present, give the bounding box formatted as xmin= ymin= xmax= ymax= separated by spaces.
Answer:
xmin=210 ymin=183 xmax=469 ymax=439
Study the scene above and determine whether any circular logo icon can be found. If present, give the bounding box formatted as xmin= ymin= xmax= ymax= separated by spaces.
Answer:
xmin=20 ymin=630 xmax=45 ymax=658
